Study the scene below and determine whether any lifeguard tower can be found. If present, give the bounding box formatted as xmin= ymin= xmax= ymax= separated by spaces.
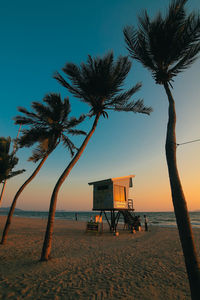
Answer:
xmin=88 ymin=175 xmax=136 ymax=232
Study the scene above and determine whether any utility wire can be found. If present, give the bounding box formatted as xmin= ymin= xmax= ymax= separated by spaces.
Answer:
xmin=177 ymin=138 xmax=200 ymax=146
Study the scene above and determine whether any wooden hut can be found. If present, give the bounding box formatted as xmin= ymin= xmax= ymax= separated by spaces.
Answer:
xmin=88 ymin=175 xmax=135 ymax=232
xmin=88 ymin=175 xmax=135 ymax=210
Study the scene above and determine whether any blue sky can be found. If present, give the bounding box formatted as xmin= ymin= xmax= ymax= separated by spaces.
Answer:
xmin=1 ymin=0 xmax=200 ymax=211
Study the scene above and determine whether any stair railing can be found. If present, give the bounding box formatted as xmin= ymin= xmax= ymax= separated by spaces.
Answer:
xmin=128 ymin=199 xmax=134 ymax=210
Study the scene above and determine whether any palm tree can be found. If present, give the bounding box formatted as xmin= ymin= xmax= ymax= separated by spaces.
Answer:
xmin=123 ymin=0 xmax=200 ymax=298
xmin=40 ymin=52 xmax=152 ymax=261
xmin=0 ymin=137 xmax=25 ymax=205
xmin=1 ymin=93 xmax=86 ymax=244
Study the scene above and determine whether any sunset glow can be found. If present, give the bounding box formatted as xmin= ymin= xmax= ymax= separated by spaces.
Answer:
xmin=1 ymin=0 xmax=200 ymax=212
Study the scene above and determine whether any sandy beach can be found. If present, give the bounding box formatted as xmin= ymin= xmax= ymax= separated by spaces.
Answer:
xmin=0 ymin=217 xmax=199 ymax=299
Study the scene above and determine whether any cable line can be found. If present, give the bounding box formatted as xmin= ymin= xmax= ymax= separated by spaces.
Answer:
xmin=177 ymin=138 xmax=200 ymax=146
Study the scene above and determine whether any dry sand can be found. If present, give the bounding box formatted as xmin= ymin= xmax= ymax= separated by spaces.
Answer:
xmin=0 ymin=217 xmax=199 ymax=299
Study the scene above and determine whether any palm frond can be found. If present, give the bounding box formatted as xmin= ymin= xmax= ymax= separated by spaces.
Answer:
xmin=6 ymin=169 xmax=25 ymax=179
xmin=169 ymin=43 xmax=200 ymax=76
xmin=124 ymin=26 xmax=157 ymax=72
xmin=101 ymin=111 xmax=109 ymax=118
xmin=124 ymin=0 xmax=200 ymax=84
xmin=31 ymin=102 xmax=53 ymax=122
xmin=108 ymin=83 xmax=142 ymax=106
xmin=0 ymin=137 xmax=11 ymax=153
xmin=114 ymin=99 xmax=153 ymax=115
xmin=14 ymin=106 xmax=39 ymax=126
xmin=17 ymin=128 xmax=50 ymax=148
xmin=14 ymin=116 xmax=37 ymax=126
xmin=17 ymin=107 xmax=38 ymax=119
xmin=42 ymin=93 xmax=69 ymax=123
xmin=67 ymin=129 xmax=87 ymax=136
xmin=53 ymin=71 xmax=84 ymax=100
xmin=66 ymin=114 xmax=86 ymax=129
xmin=28 ymin=144 xmax=48 ymax=162
xmin=61 ymin=135 xmax=78 ymax=157
xmin=61 ymin=97 xmax=71 ymax=123
xmin=43 ymin=93 xmax=62 ymax=107
xmin=0 ymin=137 xmax=25 ymax=183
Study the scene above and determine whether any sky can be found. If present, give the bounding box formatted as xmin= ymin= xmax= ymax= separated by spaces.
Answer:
xmin=0 ymin=0 xmax=200 ymax=212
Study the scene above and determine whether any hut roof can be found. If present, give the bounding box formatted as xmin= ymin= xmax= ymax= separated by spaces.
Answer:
xmin=88 ymin=175 xmax=135 ymax=186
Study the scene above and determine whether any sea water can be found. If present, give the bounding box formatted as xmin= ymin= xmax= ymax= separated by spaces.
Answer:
xmin=0 ymin=210 xmax=200 ymax=228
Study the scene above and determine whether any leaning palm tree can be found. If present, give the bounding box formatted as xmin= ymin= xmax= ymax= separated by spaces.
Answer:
xmin=0 ymin=137 xmax=25 ymax=205
xmin=123 ymin=0 xmax=200 ymax=298
xmin=40 ymin=52 xmax=152 ymax=261
xmin=1 ymin=93 xmax=86 ymax=244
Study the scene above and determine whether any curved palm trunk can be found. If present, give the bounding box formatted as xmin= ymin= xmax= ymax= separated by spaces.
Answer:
xmin=164 ymin=82 xmax=200 ymax=300
xmin=0 ymin=180 xmax=7 ymax=206
xmin=40 ymin=113 xmax=100 ymax=261
xmin=1 ymin=154 xmax=49 ymax=245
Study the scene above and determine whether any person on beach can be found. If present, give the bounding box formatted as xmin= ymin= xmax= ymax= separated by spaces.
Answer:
xmin=138 ymin=215 xmax=141 ymax=227
xmin=75 ymin=213 xmax=78 ymax=221
xmin=133 ymin=216 xmax=141 ymax=231
xmin=144 ymin=215 xmax=148 ymax=231
xmin=138 ymin=215 xmax=142 ymax=231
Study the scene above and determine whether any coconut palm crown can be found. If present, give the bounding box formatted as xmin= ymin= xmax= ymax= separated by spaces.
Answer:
xmin=14 ymin=93 xmax=86 ymax=161
xmin=124 ymin=0 xmax=200 ymax=86
xmin=0 ymin=137 xmax=25 ymax=183
xmin=54 ymin=52 xmax=152 ymax=117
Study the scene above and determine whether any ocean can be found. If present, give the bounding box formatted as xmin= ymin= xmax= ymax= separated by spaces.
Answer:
xmin=0 ymin=210 xmax=200 ymax=228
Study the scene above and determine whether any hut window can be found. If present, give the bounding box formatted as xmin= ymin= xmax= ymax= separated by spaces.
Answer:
xmin=114 ymin=185 xmax=126 ymax=202
xmin=97 ymin=185 xmax=109 ymax=191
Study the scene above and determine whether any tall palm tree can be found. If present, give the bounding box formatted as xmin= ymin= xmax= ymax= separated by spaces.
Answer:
xmin=0 ymin=137 xmax=25 ymax=204
xmin=123 ymin=0 xmax=200 ymax=298
xmin=1 ymin=93 xmax=86 ymax=244
xmin=40 ymin=52 xmax=152 ymax=261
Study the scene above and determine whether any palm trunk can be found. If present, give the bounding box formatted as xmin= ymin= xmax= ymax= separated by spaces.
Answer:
xmin=164 ymin=82 xmax=200 ymax=300
xmin=1 ymin=154 xmax=49 ymax=245
xmin=0 ymin=180 xmax=7 ymax=206
xmin=40 ymin=113 xmax=101 ymax=261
